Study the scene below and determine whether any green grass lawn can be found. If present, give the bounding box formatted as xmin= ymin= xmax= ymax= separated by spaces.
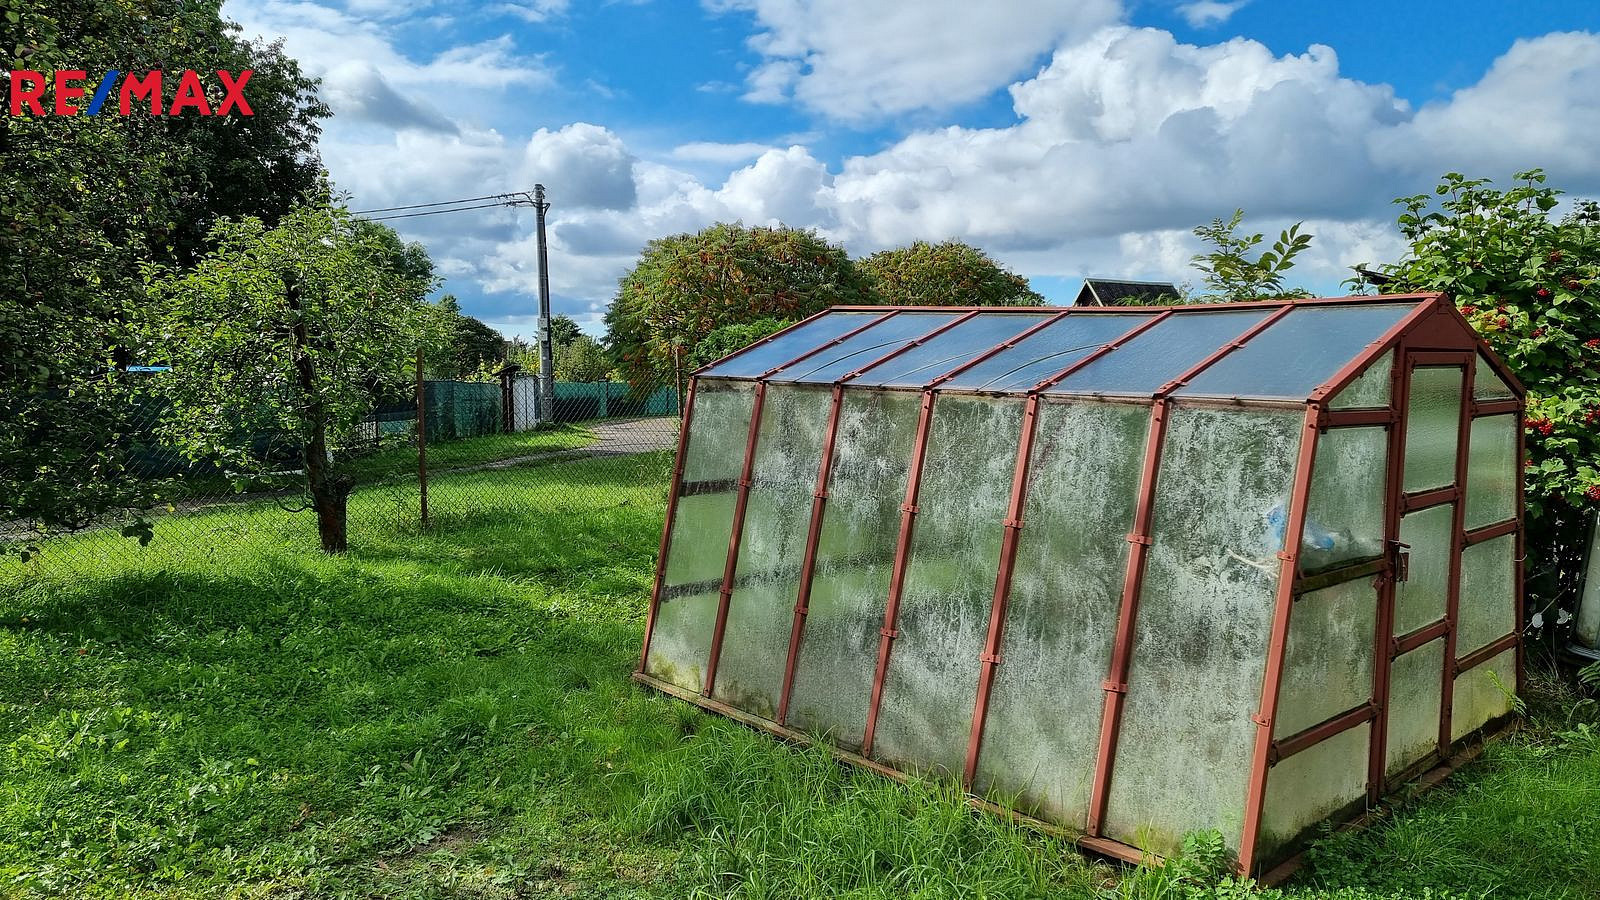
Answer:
xmin=1 ymin=456 xmax=1597 ymax=898
xmin=342 ymin=424 xmax=598 ymax=483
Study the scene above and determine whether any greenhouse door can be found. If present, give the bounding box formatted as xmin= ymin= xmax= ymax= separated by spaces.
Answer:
xmin=1383 ymin=349 xmax=1473 ymax=781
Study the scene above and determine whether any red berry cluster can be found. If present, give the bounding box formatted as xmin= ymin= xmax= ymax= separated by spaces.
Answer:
xmin=1588 ymin=485 xmax=1600 ymax=503
xmin=1526 ymin=416 xmax=1555 ymax=436
xmin=1587 ymin=338 xmax=1600 ymax=349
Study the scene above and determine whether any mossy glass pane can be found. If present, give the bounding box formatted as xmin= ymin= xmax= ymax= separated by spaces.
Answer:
xmin=974 ymin=401 xmax=1149 ymax=829
xmin=1450 ymin=648 xmax=1517 ymax=742
xmin=1465 ymin=414 xmax=1517 ymax=530
xmin=647 ymin=382 xmax=756 ymax=691
xmin=1330 ymin=352 xmax=1393 ymax=409
xmin=1276 ymin=578 xmax=1376 ymax=738
xmin=1385 ymin=639 xmax=1443 ymax=777
xmin=1456 ymin=535 xmax=1515 ymax=658
xmin=1102 ymin=406 xmax=1301 ymax=856
xmin=1393 ymin=504 xmax=1454 ymax=636
xmin=785 ymin=390 xmax=921 ymax=749
xmin=712 ymin=385 xmax=833 ymax=719
xmin=1302 ymin=427 xmax=1387 ymax=574
xmin=872 ymin=396 xmax=1025 ymax=774
xmin=1259 ymin=724 xmax=1371 ymax=862
xmin=1402 ymin=366 xmax=1465 ymax=493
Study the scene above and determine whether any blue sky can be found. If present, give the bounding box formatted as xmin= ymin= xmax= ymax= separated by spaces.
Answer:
xmin=224 ymin=0 xmax=1600 ymax=335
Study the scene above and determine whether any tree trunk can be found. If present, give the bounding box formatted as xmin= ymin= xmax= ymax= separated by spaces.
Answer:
xmin=287 ymin=275 xmax=353 ymax=553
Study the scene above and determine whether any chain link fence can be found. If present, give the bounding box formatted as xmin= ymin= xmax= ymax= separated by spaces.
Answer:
xmin=0 ymin=373 xmax=682 ymax=577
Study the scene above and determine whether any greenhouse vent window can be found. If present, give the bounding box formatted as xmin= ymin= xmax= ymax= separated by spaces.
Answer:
xmin=634 ymin=293 xmax=1525 ymax=882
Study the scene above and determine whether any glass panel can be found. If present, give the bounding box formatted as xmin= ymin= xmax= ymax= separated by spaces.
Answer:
xmin=1276 ymin=578 xmax=1376 ymax=738
xmin=1177 ymin=304 xmax=1416 ymax=400
xmin=937 ymin=313 xmax=1156 ymax=392
xmin=1577 ymin=521 xmax=1600 ymax=650
xmin=1465 ymin=414 xmax=1517 ymax=530
xmin=1302 ymin=427 xmax=1387 ymax=574
xmin=1103 ymin=407 xmax=1302 ymax=856
xmin=974 ymin=401 xmax=1150 ymax=829
xmin=1473 ymin=353 xmax=1514 ymax=399
xmin=646 ymin=382 xmax=757 ymax=692
xmin=1393 ymin=503 xmax=1454 ymax=636
xmin=766 ymin=313 xmax=962 ymax=384
xmin=1330 ymin=351 xmax=1394 ymax=409
xmin=1402 ymin=366 xmax=1465 ymax=493
xmin=711 ymin=385 xmax=833 ymax=719
xmin=1049 ymin=309 xmax=1272 ymax=397
xmin=701 ymin=312 xmax=884 ymax=378
xmin=1385 ymin=639 xmax=1443 ymax=776
xmin=872 ymin=396 xmax=1025 ymax=774
xmin=1456 ymin=535 xmax=1515 ymax=658
xmin=858 ymin=313 xmax=1054 ymax=387
xmin=1450 ymin=648 xmax=1517 ymax=742
xmin=1259 ymin=724 xmax=1370 ymax=861
xmin=785 ymin=390 xmax=921 ymax=750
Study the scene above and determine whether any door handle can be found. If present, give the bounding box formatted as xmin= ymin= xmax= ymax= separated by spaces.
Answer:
xmin=1388 ymin=539 xmax=1412 ymax=583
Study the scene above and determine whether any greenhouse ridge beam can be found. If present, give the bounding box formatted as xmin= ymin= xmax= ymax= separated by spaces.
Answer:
xmin=1085 ymin=304 xmax=1294 ymax=838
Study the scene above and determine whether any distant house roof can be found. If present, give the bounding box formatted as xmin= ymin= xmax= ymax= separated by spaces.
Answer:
xmin=1074 ymin=278 xmax=1181 ymax=306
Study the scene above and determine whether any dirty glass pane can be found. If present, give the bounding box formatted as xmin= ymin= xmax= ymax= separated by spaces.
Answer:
xmin=1049 ymin=309 xmax=1271 ymax=397
xmin=1577 ymin=523 xmax=1600 ymax=649
xmin=1259 ymin=724 xmax=1370 ymax=861
xmin=1393 ymin=503 xmax=1454 ymax=636
xmin=701 ymin=312 xmax=884 ymax=378
xmin=859 ymin=313 xmax=1054 ymax=387
xmin=1330 ymin=352 xmax=1394 ymax=409
xmin=1456 ymin=535 xmax=1515 ymax=658
xmin=872 ymin=396 xmax=1025 ymax=774
xmin=1402 ymin=366 xmax=1465 ymax=493
xmin=1450 ymin=648 xmax=1517 ymax=742
xmin=1385 ymin=639 xmax=1443 ymax=776
xmin=1177 ymin=304 xmax=1416 ymax=400
xmin=646 ymin=382 xmax=756 ymax=692
xmin=1103 ymin=407 xmax=1301 ymax=856
xmin=1465 ymin=414 xmax=1517 ymax=530
xmin=1276 ymin=579 xmax=1376 ymax=738
xmin=1473 ymin=354 xmax=1514 ymax=399
xmin=942 ymin=313 xmax=1157 ymax=392
xmin=785 ymin=390 xmax=922 ymax=750
xmin=766 ymin=313 xmax=962 ymax=384
xmin=974 ymin=401 xmax=1150 ymax=829
xmin=712 ymin=385 xmax=833 ymax=719
xmin=1302 ymin=427 xmax=1387 ymax=574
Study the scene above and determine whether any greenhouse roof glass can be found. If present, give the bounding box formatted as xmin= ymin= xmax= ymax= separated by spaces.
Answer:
xmin=697 ymin=295 xmax=1466 ymax=402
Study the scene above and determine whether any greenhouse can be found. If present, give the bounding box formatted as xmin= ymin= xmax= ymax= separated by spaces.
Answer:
xmin=634 ymin=293 xmax=1525 ymax=879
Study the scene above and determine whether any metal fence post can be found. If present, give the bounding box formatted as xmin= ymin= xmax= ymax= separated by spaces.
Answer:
xmin=416 ymin=348 xmax=428 ymax=528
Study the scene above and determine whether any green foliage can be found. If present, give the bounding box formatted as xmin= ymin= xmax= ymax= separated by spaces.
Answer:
xmin=1359 ymin=170 xmax=1600 ymax=629
xmin=0 ymin=0 xmax=328 ymax=549
xmin=859 ymin=240 xmax=1043 ymax=306
xmin=144 ymin=203 xmax=440 ymax=551
xmin=554 ymin=334 xmax=613 ymax=382
xmin=434 ymin=295 xmax=507 ymax=380
xmin=1191 ymin=211 xmax=1314 ymax=301
xmin=604 ymin=223 xmax=872 ymax=388
xmin=688 ymin=317 xmax=793 ymax=371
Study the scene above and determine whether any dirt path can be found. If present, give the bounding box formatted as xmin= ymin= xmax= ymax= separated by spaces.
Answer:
xmin=443 ymin=416 xmax=678 ymax=473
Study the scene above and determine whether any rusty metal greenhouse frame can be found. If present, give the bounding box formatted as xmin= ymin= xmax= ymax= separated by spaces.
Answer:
xmin=635 ymin=293 xmax=1525 ymax=883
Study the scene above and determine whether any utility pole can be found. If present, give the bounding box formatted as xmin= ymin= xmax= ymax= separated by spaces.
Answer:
xmin=534 ymin=184 xmax=555 ymax=424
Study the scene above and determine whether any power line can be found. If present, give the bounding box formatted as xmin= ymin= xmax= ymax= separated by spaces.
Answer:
xmin=363 ymin=201 xmax=526 ymax=222
xmin=351 ymin=191 xmax=530 ymax=215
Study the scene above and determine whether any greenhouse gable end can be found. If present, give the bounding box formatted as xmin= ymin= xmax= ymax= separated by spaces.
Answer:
xmin=634 ymin=294 xmax=1524 ymax=879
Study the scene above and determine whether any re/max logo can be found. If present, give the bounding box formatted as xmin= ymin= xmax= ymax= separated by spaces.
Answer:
xmin=7 ymin=70 xmax=253 ymax=116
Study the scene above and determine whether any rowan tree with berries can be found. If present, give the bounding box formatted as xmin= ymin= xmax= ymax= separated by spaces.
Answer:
xmin=1357 ymin=170 xmax=1600 ymax=634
